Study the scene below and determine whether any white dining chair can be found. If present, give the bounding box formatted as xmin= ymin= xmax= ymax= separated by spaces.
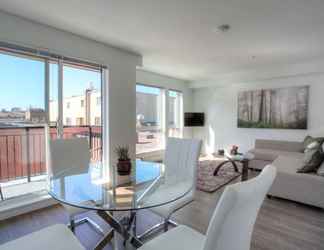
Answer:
xmin=139 ymin=164 xmax=277 ymax=250
xmin=0 ymin=224 xmax=84 ymax=250
xmin=139 ymin=138 xmax=202 ymax=238
xmin=49 ymin=137 xmax=104 ymax=235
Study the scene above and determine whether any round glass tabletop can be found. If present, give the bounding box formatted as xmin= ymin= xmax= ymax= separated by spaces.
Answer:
xmin=48 ymin=160 xmax=193 ymax=211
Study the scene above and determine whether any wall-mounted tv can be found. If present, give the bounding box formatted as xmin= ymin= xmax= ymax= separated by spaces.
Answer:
xmin=184 ymin=112 xmax=205 ymax=127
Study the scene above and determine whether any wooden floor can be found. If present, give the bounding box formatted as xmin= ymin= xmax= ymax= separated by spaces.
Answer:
xmin=0 ymin=171 xmax=323 ymax=250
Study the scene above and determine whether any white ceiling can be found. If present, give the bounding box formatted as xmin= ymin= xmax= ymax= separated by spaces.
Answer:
xmin=0 ymin=0 xmax=324 ymax=83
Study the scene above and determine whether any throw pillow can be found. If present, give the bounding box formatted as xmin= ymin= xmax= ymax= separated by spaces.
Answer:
xmin=306 ymin=141 xmax=320 ymax=151
xmin=317 ymin=161 xmax=324 ymax=176
xmin=298 ymin=143 xmax=324 ymax=173
xmin=302 ymin=135 xmax=324 ymax=151
xmin=303 ymin=135 xmax=313 ymax=150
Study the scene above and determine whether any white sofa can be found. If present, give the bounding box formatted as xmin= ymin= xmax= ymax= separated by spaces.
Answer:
xmin=248 ymin=139 xmax=324 ymax=209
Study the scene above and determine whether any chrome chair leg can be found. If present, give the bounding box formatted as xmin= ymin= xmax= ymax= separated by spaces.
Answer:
xmin=69 ymin=216 xmax=76 ymax=233
xmin=163 ymin=218 xmax=168 ymax=232
xmin=137 ymin=221 xmax=165 ymax=240
xmin=139 ymin=200 xmax=193 ymax=238
xmin=85 ymin=217 xmax=105 ymax=235
xmin=163 ymin=217 xmax=178 ymax=232
xmin=138 ymin=218 xmax=178 ymax=240
xmin=68 ymin=216 xmax=104 ymax=235
xmin=168 ymin=219 xmax=178 ymax=227
xmin=133 ymin=212 xmax=137 ymax=236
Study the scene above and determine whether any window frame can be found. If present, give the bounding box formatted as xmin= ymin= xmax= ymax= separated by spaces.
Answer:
xmin=168 ymin=89 xmax=184 ymax=138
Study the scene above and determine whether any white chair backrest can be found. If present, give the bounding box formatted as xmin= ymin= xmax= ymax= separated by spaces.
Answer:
xmin=203 ymin=165 xmax=277 ymax=250
xmin=163 ymin=138 xmax=202 ymax=186
xmin=49 ymin=138 xmax=90 ymax=176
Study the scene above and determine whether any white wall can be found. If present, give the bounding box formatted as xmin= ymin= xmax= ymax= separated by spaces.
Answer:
xmin=193 ymin=74 xmax=324 ymax=154
xmin=0 ymin=11 xmax=142 ymax=164
xmin=136 ymin=69 xmax=193 ymax=138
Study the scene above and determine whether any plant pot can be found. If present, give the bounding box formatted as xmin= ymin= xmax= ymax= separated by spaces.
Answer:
xmin=117 ymin=160 xmax=132 ymax=175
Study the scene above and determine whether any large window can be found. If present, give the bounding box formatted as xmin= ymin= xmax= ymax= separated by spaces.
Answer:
xmin=0 ymin=46 xmax=105 ymax=201
xmin=136 ymin=84 xmax=183 ymax=155
xmin=136 ymin=85 xmax=164 ymax=154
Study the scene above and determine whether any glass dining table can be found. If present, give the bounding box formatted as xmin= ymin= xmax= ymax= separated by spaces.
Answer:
xmin=48 ymin=160 xmax=193 ymax=250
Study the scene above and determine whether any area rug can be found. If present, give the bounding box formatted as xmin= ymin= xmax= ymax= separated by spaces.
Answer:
xmin=197 ymin=159 xmax=242 ymax=192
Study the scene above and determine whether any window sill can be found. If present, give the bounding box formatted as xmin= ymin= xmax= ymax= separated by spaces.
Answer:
xmin=136 ymin=149 xmax=164 ymax=162
xmin=0 ymin=191 xmax=58 ymax=220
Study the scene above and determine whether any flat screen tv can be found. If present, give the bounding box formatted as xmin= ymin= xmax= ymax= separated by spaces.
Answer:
xmin=184 ymin=112 xmax=204 ymax=127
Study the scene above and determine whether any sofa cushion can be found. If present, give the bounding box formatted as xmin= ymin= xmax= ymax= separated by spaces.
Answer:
xmin=248 ymin=149 xmax=280 ymax=161
xmin=249 ymin=148 xmax=304 ymax=162
xmin=255 ymin=139 xmax=304 ymax=152
xmin=272 ymin=155 xmax=304 ymax=173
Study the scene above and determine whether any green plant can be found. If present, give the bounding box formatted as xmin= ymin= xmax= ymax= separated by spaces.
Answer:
xmin=114 ymin=145 xmax=130 ymax=161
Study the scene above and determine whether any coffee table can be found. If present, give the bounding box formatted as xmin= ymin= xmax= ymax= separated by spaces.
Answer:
xmin=213 ymin=153 xmax=254 ymax=181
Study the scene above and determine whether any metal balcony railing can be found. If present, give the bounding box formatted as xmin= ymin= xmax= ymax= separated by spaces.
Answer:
xmin=0 ymin=125 xmax=102 ymax=182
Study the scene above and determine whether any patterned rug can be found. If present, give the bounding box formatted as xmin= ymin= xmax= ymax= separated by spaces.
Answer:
xmin=197 ymin=159 xmax=242 ymax=192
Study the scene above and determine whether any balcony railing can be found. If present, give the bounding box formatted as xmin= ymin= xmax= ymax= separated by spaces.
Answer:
xmin=0 ymin=125 xmax=102 ymax=183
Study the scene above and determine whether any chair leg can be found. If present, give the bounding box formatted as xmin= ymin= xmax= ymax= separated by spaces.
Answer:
xmin=163 ymin=218 xmax=169 ymax=232
xmin=68 ymin=216 xmax=104 ymax=235
xmin=132 ymin=212 xmax=137 ymax=236
xmin=86 ymin=218 xmax=105 ymax=235
xmin=69 ymin=217 xmax=76 ymax=233
xmin=139 ymin=215 xmax=180 ymax=239
xmin=138 ymin=217 xmax=178 ymax=240
xmin=137 ymin=221 xmax=165 ymax=240
xmin=168 ymin=219 xmax=178 ymax=227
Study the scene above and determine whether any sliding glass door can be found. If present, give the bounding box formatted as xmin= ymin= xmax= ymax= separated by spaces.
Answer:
xmin=0 ymin=52 xmax=47 ymax=200
xmin=0 ymin=47 xmax=105 ymax=201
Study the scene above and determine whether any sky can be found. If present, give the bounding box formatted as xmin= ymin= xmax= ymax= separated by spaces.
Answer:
xmin=136 ymin=84 xmax=178 ymax=97
xmin=0 ymin=52 xmax=176 ymax=111
xmin=136 ymin=84 xmax=160 ymax=95
xmin=0 ymin=53 xmax=101 ymax=111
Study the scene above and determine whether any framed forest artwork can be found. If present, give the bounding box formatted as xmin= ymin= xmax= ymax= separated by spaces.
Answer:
xmin=237 ymin=86 xmax=309 ymax=129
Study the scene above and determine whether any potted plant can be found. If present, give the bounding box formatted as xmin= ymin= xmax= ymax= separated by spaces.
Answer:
xmin=115 ymin=145 xmax=132 ymax=175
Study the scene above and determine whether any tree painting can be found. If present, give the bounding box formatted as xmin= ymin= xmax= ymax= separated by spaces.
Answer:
xmin=238 ymin=86 xmax=309 ymax=129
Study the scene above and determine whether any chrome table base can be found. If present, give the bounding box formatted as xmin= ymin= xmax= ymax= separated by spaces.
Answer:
xmin=94 ymin=211 xmax=143 ymax=250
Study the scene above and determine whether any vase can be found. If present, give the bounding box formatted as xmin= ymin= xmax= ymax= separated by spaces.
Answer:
xmin=117 ymin=160 xmax=132 ymax=175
